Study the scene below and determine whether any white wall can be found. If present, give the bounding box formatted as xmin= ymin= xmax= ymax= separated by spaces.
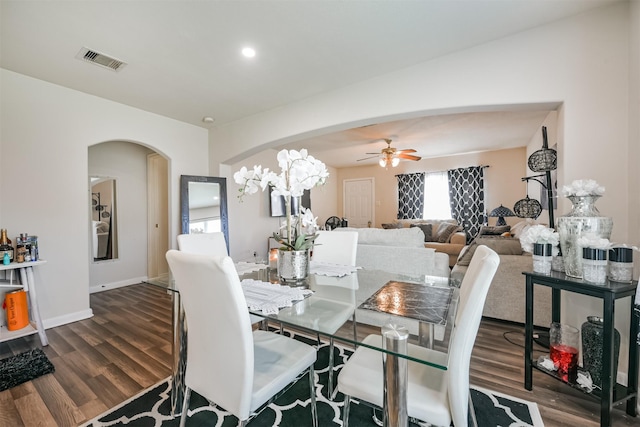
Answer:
xmin=0 ymin=69 xmax=209 ymax=328
xmin=88 ymin=141 xmax=153 ymax=291
xmin=214 ymin=3 xmax=632 ymax=253
xmin=211 ymin=3 xmax=639 ymax=383
xmin=224 ymin=149 xmax=338 ymax=262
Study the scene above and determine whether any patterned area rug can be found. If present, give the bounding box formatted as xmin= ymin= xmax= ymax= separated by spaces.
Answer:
xmin=82 ymin=335 xmax=544 ymax=427
xmin=0 ymin=348 xmax=55 ymax=391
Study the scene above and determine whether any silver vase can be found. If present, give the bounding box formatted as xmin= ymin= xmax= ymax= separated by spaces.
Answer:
xmin=277 ymin=249 xmax=310 ymax=285
xmin=556 ymin=195 xmax=613 ymax=278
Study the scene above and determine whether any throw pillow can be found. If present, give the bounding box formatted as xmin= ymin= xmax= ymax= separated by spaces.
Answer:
xmin=456 ymin=243 xmax=478 ymax=266
xmin=475 ymin=236 xmax=523 ymax=255
xmin=479 ymin=225 xmax=511 ymax=236
xmin=410 ymin=223 xmax=433 ymax=242
xmin=435 ymin=223 xmax=462 ymax=243
xmin=511 ymin=219 xmax=545 ymax=239
xmin=457 ymin=236 xmax=523 ymax=266
xmin=381 ymin=222 xmax=402 ymax=229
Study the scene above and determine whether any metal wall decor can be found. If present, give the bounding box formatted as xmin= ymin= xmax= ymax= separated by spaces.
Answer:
xmin=514 ymin=194 xmax=542 ymax=219
xmin=514 ymin=126 xmax=557 ymax=224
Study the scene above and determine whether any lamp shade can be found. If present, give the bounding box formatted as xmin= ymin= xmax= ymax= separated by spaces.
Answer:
xmin=489 ymin=204 xmax=515 ymax=226
xmin=528 ymin=147 xmax=557 ymax=172
xmin=513 ymin=196 xmax=542 ymax=219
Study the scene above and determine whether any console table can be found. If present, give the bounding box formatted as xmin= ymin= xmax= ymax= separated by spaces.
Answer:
xmin=523 ymin=271 xmax=638 ymax=427
xmin=0 ymin=260 xmax=48 ymax=346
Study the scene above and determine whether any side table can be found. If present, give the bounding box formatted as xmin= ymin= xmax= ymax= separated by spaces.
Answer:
xmin=0 ymin=260 xmax=48 ymax=346
xmin=523 ymin=271 xmax=638 ymax=427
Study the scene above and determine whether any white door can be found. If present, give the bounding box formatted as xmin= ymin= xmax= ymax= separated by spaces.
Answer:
xmin=344 ymin=178 xmax=374 ymax=228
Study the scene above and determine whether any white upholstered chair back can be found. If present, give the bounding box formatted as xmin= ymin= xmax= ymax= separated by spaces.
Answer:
xmin=337 ymin=245 xmax=499 ymax=427
xmin=166 ymin=250 xmax=318 ymax=425
xmin=447 ymin=245 xmax=499 ymax=426
xmin=177 ymin=232 xmax=228 ymax=256
xmin=166 ymin=250 xmax=254 ymax=418
xmin=312 ymin=230 xmax=358 ymax=266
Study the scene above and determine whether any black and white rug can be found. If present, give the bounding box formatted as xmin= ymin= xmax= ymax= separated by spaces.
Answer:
xmin=0 ymin=347 xmax=55 ymax=392
xmin=82 ymin=336 xmax=543 ymax=427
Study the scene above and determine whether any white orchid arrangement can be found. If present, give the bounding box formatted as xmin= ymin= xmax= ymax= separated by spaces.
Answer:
xmin=234 ymin=149 xmax=329 ymax=251
xmin=577 ymin=233 xmax=611 ymax=250
xmin=520 ymin=224 xmax=560 ymax=256
xmin=562 ymin=179 xmax=605 ymax=197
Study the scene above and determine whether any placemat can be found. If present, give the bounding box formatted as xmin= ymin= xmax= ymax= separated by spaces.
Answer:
xmin=359 ymin=280 xmax=453 ymax=325
xmin=309 ymin=261 xmax=358 ymax=277
xmin=241 ymin=279 xmax=313 ymax=315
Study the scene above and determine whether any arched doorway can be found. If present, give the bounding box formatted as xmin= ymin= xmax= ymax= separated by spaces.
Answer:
xmin=88 ymin=141 xmax=169 ymax=292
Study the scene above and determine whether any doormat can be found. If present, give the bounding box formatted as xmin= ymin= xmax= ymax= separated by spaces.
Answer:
xmin=0 ymin=347 xmax=55 ymax=391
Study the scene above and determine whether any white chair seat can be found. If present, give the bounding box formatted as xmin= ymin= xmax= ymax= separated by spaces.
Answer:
xmin=338 ymin=334 xmax=451 ymax=427
xmin=251 ymin=330 xmax=317 ymax=412
xmin=276 ymin=297 xmax=354 ymax=334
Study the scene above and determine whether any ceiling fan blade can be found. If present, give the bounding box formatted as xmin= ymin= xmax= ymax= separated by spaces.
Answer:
xmin=397 ymin=148 xmax=417 ymax=153
xmin=365 ymin=152 xmax=380 ymax=155
xmin=397 ymin=153 xmax=421 ymax=161
xmin=357 ymin=155 xmax=380 ymax=161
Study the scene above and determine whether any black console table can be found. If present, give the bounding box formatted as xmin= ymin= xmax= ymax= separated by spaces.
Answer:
xmin=523 ymin=271 xmax=638 ymax=427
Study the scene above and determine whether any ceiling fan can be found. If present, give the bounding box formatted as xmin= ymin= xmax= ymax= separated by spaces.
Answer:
xmin=357 ymin=138 xmax=421 ymax=168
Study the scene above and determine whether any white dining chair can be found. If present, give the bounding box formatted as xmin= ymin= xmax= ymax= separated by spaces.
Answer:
xmin=177 ymin=232 xmax=264 ymax=327
xmin=337 ymin=245 xmax=499 ymax=427
xmin=312 ymin=230 xmax=358 ymax=266
xmin=166 ymin=250 xmax=318 ymax=427
xmin=177 ymin=232 xmax=228 ymax=255
xmin=309 ymin=230 xmax=358 ymax=399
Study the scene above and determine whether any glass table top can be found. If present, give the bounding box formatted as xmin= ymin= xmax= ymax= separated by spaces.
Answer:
xmin=145 ymin=266 xmax=458 ymax=369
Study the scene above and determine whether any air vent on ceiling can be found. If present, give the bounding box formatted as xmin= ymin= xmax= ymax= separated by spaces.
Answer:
xmin=75 ymin=47 xmax=127 ymax=72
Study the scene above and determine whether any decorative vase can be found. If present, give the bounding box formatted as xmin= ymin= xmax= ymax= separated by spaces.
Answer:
xmin=582 ymin=247 xmax=608 ymax=284
xmin=556 ymin=195 xmax=613 ymax=278
xmin=277 ymin=249 xmax=310 ymax=285
xmin=532 ymin=243 xmax=552 ymax=274
xmin=581 ymin=316 xmax=620 ymax=388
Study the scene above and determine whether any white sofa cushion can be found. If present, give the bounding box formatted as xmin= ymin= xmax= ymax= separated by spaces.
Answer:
xmin=338 ymin=226 xmax=425 ymax=248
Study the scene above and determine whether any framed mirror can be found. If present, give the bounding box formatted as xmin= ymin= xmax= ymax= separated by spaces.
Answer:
xmin=90 ymin=176 xmax=118 ymax=261
xmin=180 ymin=175 xmax=229 ymax=252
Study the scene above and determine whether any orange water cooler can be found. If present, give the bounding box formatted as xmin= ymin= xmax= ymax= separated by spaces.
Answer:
xmin=3 ymin=289 xmax=30 ymax=331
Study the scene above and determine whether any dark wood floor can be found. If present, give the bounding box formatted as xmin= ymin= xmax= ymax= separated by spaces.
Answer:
xmin=0 ymin=283 xmax=638 ymax=426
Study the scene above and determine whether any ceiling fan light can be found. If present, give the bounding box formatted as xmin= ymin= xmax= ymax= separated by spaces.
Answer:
xmin=391 ymin=157 xmax=400 ymax=167
xmin=379 ymin=158 xmax=387 ymax=167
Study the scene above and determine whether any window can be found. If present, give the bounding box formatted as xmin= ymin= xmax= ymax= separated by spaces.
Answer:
xmin=423 ymin=172 xmax=452 ymax=220
xmin=189 ymin=218 xmax=221 ymax=234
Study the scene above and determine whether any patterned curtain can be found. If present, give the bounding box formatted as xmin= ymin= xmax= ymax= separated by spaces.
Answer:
xmin=447 ymin=166 xmax=486 ymax=242
xmin=396 ymin=173 xmax=425 ymax=219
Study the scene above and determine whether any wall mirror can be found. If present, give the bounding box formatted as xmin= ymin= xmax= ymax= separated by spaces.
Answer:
xmin=180 ymin=175 xmax=229 ymax=253
xmin=91 ymin=176 xmax=118 ymax=261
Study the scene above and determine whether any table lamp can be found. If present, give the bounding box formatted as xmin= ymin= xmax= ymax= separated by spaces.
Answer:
xmin=489 ymin=204 xmax=516 ymax=226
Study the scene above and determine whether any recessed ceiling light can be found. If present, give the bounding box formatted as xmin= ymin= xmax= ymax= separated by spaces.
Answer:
xmin=202 ymin=116 xmax=215 ymax=123
xmin=242 ymin=47 xmax=256 ymax=58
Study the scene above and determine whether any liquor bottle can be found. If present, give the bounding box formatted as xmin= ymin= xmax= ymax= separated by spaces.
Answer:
xmin=15 ymin=233 xmax=26 ymax=263
xmin=18 ymin=233 xmax=32 ymax=262
xmin=0 ymin=229 xmax=14 ymax=263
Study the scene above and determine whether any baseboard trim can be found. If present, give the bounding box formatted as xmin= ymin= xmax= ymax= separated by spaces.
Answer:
xmin=89 ymin=276 xmax=148 ymax=294
xmin=43 ymin=308 xmax=93 ymax=330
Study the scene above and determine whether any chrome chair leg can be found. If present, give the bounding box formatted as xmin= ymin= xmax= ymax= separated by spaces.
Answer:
xmin=342 ymin=394 xmax=351 ymax=427
xmin=179 ymin=387 xmax=191 ymax=427
xmin=309 ymin=364 xmax=318 ymax=427
xmin=469 ymin=391 xmax=478 ymax=427
xmin=328 ymin=337 xmax=335 ymax=398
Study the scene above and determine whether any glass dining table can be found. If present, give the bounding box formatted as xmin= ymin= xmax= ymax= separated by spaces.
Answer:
xmin=146 ymin=264 xmax=458 ymax=426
